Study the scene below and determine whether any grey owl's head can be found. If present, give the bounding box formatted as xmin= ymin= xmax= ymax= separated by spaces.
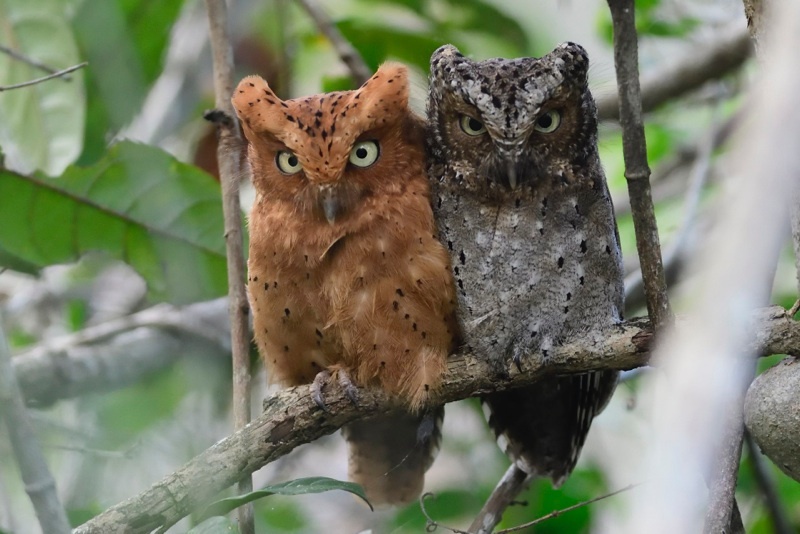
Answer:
xmin=427 ymin=43 xmax=601 ymax=199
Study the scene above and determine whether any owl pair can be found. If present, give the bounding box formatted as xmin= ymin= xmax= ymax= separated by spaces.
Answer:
xmin=232 ymin=43 xmax=624 ymax=506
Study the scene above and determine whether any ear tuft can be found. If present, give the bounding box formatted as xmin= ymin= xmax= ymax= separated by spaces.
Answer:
xmin=231 ymin=75 xmax=288 ymax=139
xmin=351 ymin=62 xmax=410 ymax=124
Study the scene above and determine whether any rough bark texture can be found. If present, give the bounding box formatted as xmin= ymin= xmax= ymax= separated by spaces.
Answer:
xmin=72 ymin=307 xmax=800 ymax=534
xmin=745 ymin=358 xmax=800 ymax=483
xmin=607 ymin=0 xmax=672 ymax=328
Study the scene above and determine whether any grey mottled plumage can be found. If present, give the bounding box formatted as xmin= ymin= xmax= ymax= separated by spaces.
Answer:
xmin=426 ymin=43 xmax=624 ymax=484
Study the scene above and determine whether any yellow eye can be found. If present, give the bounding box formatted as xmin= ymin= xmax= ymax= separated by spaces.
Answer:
xmin=534 ymin=110 xmax=561 ymax=133
xmin=349 ymin=141 xmax=380 ymax=168
xmin=276 ymin=151 xmax=302 ymax=174
xmin=460 ymin=114 xmax=487 ymax=136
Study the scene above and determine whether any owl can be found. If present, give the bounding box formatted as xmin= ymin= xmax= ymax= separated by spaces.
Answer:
xmin=426 ymin=43 xmax=624 ymax=485
xmin=231 ymin=63 xmax=458 ymax=506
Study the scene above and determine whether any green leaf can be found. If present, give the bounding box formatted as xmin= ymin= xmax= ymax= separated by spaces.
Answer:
xmin=187 ymin=516 xmax=240 ymax=534
xmin=200 ymin=477 xmax=373 ymax=520
xmin=71 ymin=0 xmax=185 ymax=165
xmin=0 ymin=141 xmax=228 ymax=303
xmin=0 ymin=0 xmax=85 ymax=175
xmin=337 ymin=19 xmax=443 ymax=73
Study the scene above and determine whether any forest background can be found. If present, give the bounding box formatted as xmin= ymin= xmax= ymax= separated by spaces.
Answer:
xmin=0 ymin=0 xmax=798 ymax=532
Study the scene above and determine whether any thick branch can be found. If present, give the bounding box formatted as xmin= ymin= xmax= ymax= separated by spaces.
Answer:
xmin=13 ymin=299 xmax=229 ymax=408
xmin=73 ymin=307 xmax=800 ymax=534
xmin=204 ymin=0 xmax=254 ymax=531
xmin=596 ymin=27 xmax=752 ymax=121
xmin=0 ymin=313 xmax=71 ymax=534
xmin=607 ymin=0 xmax=672 ymax=327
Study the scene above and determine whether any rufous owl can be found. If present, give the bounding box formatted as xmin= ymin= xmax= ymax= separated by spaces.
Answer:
xmin=232 ymin=63 xmax=458 ymax=506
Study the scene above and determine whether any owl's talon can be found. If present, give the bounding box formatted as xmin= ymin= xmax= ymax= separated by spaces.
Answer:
xmin=311 ymin=370 xmax=332 ymax=411
xmin=513 ymin=354 xmax=523 ymax=373
xmin=337 ymin=369 xmax=360 ymax=406
xmin=512 ymin=346 xmax=524 ymax=373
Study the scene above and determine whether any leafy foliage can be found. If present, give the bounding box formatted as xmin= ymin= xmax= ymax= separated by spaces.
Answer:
xmin=0 ymin=0 xmax=85 ymax=175
xmin=200 ymin=477 xmax=372 ymax=520
xmin=0 ymin=141 xmax=227 ymax=302
xmin=0 ymin=0 xmax=796 ymax=533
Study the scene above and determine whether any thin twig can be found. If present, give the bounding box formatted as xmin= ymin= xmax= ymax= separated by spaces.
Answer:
xmin=469 ymin=465 xmax=530 ymax=534
xmin=703 ymin=386 xmax=750 ymax=534
xmin=295 ymin=0 xmax=371 ymax=85
xmin=787 ymin=299 xmax=800 ymax=319
xmin=0 ymin=62 xmax=87 ymax=92
xmin=421 ymin=484 xmax=638 ymax=534
xmin=204 ymin=1 xmax=253 ymax=533
xmin=0 ymin=312 xmax=71 ymax=534
xmin=0 ymin=44 xmax=68 ymax=77
xmin=419 ymin=493 xmax=470 ymax=533
xmin=744 ymin=430 xmax=794 ymax=534
xmin=495 ymin=483 xmax=639 ymax=533
xmin=72 ymin=307 xmax=800 ymax=534
xmin=607 ymin=0 xmax=672 ymax=327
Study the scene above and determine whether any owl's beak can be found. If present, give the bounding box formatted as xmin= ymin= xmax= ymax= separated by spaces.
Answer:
xmin=507 ymin=164 xmax=519 ymax=190
xmin=319 ymin=186 xmax=340 ymax=224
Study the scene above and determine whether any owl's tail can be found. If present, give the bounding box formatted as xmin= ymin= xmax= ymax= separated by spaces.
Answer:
xmin=342 ymin=407 xmax=443 ymax=506
xmin=483 ymin=370 xmax=617 ymax=485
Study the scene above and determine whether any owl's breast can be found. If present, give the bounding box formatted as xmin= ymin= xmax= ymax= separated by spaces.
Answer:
xmin=433 ymin=184 xmax=624 ymax=362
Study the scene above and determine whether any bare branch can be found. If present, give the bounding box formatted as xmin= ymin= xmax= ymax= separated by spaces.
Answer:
xmin=13 ymin=299 xmax=229 ymax=408
xmin=469 ymin=465 xmax=529 ymax=534
xmin=0 ymin=312 xmax=71 ymax=534
xmin=597 ymin=27 xmax=752 ymax=121
xmin=72 ymin=307 xmax=800 ymax=534
xmin=619 ymin=0 xmax=800 ymax=529
xmin=0 ymin=62 xmax=87 ymax=92
xmin=606 ymin=0 xmax=672 ymax=328
xmin=295 ymin=0 xmax=371 ymax=85
xmin=204 ymin=0 xmax=254 ymax=532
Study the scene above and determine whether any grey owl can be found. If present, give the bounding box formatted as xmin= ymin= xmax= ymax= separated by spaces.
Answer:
xmin=426 ymin=43 xmax=624 ymax=484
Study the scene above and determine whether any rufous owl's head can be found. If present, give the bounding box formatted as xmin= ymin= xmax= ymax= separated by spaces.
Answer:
xmin=233 ymin=63 xmax=418 ymax=225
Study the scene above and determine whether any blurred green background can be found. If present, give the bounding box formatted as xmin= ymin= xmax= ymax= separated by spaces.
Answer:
xmin=0 ymin=0 xmax=797 ymax=532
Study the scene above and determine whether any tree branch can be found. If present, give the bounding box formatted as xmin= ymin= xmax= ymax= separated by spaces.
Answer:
xmin=204 ymin=0 xmax=253 ymax=532
xmin=620 ymin=0 xmax=800 ymax=528
xmin=295 ymin=0 xmax=371 ymax=85
xmin=0 ymin=44 xmax=71 ymax=78
xmin=744 ymin=430 xmax=794 ymax=534
xmin=13 ymin=299 xmax=230 ymax=408
xmin=469 ymin=465 xmax=529 ymax=534
xmin=0 ymin=312 xmax=71 ymax=534
xmin=596 ymin=26 xmax=752 ymax=121
xmin=607 ymin=0 xmax=672 ymax=328
xmin=72 ymin=307 xmax=800 ymax=534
